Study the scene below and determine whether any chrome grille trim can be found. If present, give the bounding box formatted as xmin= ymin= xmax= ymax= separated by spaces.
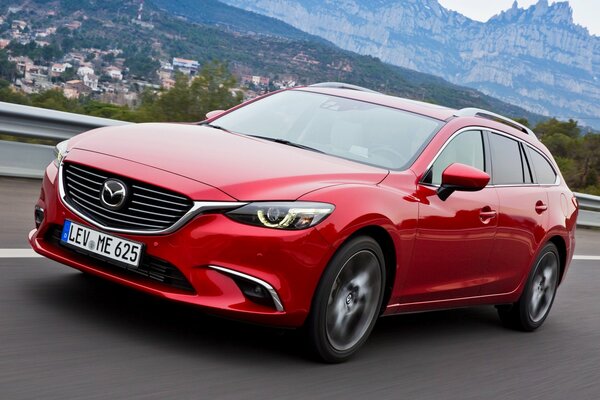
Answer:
xmin=66 ymin=175 xmax=101 ymax=193
xmin=132 ymin=184 xmax=190 ymax=201
xmin=69 ymin=164 xmax=108 ymax=179
xmin=58 ymin=162 xmax=245 ymax=235
xmin=128 ymin=207 xmax=181 ymax=218
xmin=66 ymin=182 xmax=99 ymax=201
xmin=69 ymin=196 xmax=165 ymax=229
xmin=130 ymin=200 xmax=185 ymax=213
xmin=67 ymin=191 xmax=172 ymax=224
xmin=66 ymin=169 xmax=103 ymax=187
xmin=131 ymin=192 xmax=190 ymax=208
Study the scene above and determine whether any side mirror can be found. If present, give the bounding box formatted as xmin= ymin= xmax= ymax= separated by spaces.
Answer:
xmin=437 ymin=163 xmax=490 ymax=201
xmin=205 ymin=110 xmax=225 ymax=120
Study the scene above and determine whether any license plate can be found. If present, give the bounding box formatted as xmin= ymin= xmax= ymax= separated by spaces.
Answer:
xmin=60 ymin=220 xmax=143 ymax=268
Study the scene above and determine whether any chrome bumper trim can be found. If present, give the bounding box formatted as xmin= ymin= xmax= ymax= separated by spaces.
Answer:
xmin=208 ymin=265 xmax=285 ymax=312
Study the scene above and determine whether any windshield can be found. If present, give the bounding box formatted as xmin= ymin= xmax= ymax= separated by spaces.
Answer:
xmin=211 ymin=90 xmax=443 ymax=170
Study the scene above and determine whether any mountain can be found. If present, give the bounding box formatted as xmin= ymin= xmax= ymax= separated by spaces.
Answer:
xmin=220 ymin=0 xmax=600 ymax=128
xmin=150 ymin=0 xmax=330 ymax=44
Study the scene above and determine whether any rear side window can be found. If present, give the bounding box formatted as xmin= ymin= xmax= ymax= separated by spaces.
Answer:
xmin=489 ymin=133 xmax=530 ymax=185
xmin=529 ymin=148 xmax=557 ymax=184
xmin=424 ymin=130 xmax=485 ymax=185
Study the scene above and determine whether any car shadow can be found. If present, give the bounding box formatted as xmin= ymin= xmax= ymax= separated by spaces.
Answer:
xmin=25 ymin=271 xmax=507 ymax=363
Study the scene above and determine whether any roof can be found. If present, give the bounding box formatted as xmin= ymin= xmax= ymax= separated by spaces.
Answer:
xmin=173 ymin=57 xmax=198 ymax=64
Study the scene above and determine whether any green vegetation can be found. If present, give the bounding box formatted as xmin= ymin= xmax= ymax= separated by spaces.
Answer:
xmin=6 ymin=40 xmax=64 ymax=63
xmin=0 ymin=61 xmax=242 ymax=124
xmin=137 ymin=62 xmax=243 ymax=122
xmin=536 ymin=118 xmax=600 ymax=195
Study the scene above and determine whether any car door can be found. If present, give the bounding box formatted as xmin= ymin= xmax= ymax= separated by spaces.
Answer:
xmin=399 ymin=130 xmax=499 ymax=303
xmin=480 ymin=132 xmax=550 ymax=295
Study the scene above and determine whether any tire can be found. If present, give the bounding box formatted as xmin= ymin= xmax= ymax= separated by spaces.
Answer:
xmin=306 ymin=236 xmax=386 ymax=363
xmin=497 ymin=242 xmax=560 ymax=331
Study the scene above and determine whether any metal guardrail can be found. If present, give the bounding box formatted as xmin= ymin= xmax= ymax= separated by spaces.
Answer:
xmin=575 ymin=192 xmax=600 ymax=228
xmin=0 ymin=141 xmax=55 ymax=179
xmin=0 ymin=101 xmax=129 ymax=179
xmin=0 ymin=101 xmax=128 ymax=140
xmin=0 ymin=102 xmax=599 ymax=227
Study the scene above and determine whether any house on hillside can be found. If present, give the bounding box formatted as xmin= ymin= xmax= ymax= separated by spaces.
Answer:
xmin=77 ymin=66 xmax=94 ymax=77
xmin=63 ymin=80 xmax=91 ymax=99
xmin=105 ymin=66 xmax=123 ymax=80
xmin=172 ymin=57 xmax=199 ymax=75
xmin=82 ymin=74 xmax=98 ymax=90
xmin=11 ymin=20 xmax=27 ymax=31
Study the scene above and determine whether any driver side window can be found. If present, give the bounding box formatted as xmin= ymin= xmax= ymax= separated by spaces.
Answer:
xmin=424 ymin=130 xmax=485 ymax=185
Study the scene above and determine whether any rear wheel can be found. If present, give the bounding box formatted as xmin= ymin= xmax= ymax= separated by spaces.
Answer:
xmin=306 ymin=236 xmax=385 ymax=363
xmin=497 ymin=242 xmax=560 ymax=331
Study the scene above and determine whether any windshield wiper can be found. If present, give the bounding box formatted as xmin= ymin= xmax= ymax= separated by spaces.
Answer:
xmin=199 ymin=122 xmax=230 ymax=132
xmin=248 ymin=135 xmax=325 ymax=154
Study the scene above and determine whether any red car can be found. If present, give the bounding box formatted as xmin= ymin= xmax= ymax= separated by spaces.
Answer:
xmin=29 ymin=83 xmax=578 ymax=362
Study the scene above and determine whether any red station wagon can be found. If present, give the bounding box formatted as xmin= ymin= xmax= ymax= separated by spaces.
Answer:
xmin=29 ymin=83 xmax=578 ymax=362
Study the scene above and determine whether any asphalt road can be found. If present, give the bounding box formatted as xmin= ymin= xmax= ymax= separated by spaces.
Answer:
xmin=1 ymin=177 xmax=600 ymax=400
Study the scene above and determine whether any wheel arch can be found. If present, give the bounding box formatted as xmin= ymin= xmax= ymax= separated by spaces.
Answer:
xmin=548 ymin=235 xmax=567 ymax=284
xmin=343 ymin=225 xmax=397 ymax=314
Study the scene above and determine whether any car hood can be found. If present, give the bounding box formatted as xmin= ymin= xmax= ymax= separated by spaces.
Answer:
xmin=70 ymin=123 xmax=388 ymax=201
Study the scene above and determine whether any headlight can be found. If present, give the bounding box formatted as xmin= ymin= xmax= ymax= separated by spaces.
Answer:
xmin=53 ymin=140 xmax=69 ymax=166
xmin=226 ymin=202 xmax=334 ymax=230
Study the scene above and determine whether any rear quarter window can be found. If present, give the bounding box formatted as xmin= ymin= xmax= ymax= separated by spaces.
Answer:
xmin=489 ymin=133 xmax=528 ymax=185
xmin=529 ymin=148 xmax=557 ymax=184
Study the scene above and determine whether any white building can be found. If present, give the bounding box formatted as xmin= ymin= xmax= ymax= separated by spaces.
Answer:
xmin=106 ymin=66 xmax=123 ymax=80
xmin=82 ymin=74 xmax=98 ymax=90
xmin=77 ymin=66 xmax=95 ymax=77
xmin=51 ymin=64 xmax=66 ymax=73
xmin=172 ymin=57 xmax=199 ymax=72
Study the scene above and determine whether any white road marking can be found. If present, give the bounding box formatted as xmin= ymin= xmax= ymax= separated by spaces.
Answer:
xmin=0 ymin=249 xmax=43 ymax=258
xmin=573 ymin=255 xmax=600 ymax=261
xmin=0 ymin=249 xmax=599 ymax=261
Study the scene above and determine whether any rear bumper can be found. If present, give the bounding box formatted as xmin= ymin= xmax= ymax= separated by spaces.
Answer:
xmin=29 ymin=163 xmax=333 ymax=328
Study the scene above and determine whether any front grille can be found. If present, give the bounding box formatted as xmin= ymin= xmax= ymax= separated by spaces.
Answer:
xmin=62 ymin=162 xmax=194 ymax=232
xmin=47 ymin=225 xmax=195 ymax=293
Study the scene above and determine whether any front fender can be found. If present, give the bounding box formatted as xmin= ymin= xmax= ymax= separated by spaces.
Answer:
xmin=299 ymin=182 xmax=419 ymax=305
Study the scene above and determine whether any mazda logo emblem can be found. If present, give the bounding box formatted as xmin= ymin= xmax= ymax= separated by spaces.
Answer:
xmin=100 ymin=179 xmax=128 ymax=210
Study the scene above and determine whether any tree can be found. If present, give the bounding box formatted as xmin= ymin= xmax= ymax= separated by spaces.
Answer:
xmin=0 ymin=51 xmax=18 ymax=82
xmin=192 ymin=61 xmax=244 ymax=115
xmin=137 ymin=61 xmax=243 ymax=122
xmin=124 ymin=53 xmax=159 ymax=80
xmin=30 ymin=89 xmax=81 ymax=112
xmin=537 ymin=118 xmax=600 ymax=192
xmin=535 ymin=118 xmax=580 ymax=138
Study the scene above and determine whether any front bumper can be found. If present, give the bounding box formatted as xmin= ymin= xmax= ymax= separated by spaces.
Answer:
xmin=29 ymin=162 xmax=333 ymax=327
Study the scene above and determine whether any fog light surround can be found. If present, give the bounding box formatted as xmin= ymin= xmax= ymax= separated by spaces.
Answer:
xmin=34 ymin=206 xmax=45 ymax=228
xmin=208 ymin=265 xmax=284 ymax=311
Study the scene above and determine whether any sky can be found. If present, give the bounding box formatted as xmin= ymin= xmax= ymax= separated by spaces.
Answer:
xmin=437 ymin=0 xmax=599 ymax=36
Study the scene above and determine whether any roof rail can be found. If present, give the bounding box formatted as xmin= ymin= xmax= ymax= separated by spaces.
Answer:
xmin=454 ymin=108 xmax=537 ymax=137
xmin=309 ymin=82 xmax=380 ymax=94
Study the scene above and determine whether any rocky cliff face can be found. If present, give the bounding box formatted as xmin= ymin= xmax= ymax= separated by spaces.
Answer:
xmin=222 ymin=0 xmax=600 ymax=126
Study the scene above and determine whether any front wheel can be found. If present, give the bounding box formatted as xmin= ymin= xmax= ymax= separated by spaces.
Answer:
xmin=497 ymin=242 xmax=560 ymax=331
xmin=306 ymin=236 xmax=386 ymax=363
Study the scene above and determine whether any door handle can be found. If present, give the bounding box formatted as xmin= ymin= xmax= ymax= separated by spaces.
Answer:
xmin=479 ymin=207 xmax=497 ymax=223
xmin=535 ymin=201 xmax=548 ymax=214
